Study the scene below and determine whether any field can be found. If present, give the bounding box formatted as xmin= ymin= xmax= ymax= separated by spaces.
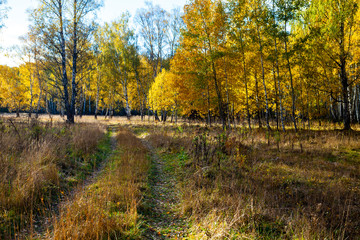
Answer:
xmin=0 ymin=114 xmax=359 ymax=239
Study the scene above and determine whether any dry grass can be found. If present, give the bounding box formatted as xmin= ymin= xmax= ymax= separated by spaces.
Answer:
xmin=50 ymin=127 xmax=150 ymax=240
xmin=0 ymin=118 xmax=106 ymax=239
xmin=1 ymin=114 xmax=359 ymax=239
xmin=138 ymin=124 xmax=360 ymax=240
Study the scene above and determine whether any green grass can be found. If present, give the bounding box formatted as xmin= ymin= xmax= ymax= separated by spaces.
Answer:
xmin=65 ymin=129 xmax=112 ymax=185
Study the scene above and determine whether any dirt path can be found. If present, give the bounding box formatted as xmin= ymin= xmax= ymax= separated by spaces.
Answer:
xmin=141 ymin=139 xmax=189 ymax=239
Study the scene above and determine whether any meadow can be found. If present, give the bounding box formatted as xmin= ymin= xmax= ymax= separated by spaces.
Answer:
xmin=1 ymin=0 xmax=360 ymax=239
xmin=0 ymin=114 xmax=359 ymax=239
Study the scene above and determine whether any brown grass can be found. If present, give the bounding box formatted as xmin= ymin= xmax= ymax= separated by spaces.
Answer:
xmin=1 ymin=114 xmax=359 ymax=239
xmin=50 ymin=127 xmax=150 ymax=240
xmin=141 ymin=124 xmax=360 ymax=239
xmin=0 ymin=118 xmax=105 ymax=239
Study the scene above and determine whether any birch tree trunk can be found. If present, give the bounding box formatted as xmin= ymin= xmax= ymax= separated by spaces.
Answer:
xmin=284 ymin=20 xmax=297 ymax=132
xmin=257 ymin=27 xmax=271 ymax=130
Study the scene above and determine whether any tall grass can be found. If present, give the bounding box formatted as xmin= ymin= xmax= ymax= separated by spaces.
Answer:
xmin=51 ymin=127 xmax=150 ymax=239
xmin=0 ymin=118 xmax=106 ymax=239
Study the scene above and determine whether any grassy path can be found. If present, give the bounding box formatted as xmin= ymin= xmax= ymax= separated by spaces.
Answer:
xmin=31 ymin=126 xmax=116 ymax=239
xmin=32 ymin=125 xmax=189 ymax=239
xmin=140 ymin=138 xmax=189 ymax=239
xmin=48 ymin=126 xmax=150 ymax=239
xmin=78 ymin=125 xmax=117 ymax=187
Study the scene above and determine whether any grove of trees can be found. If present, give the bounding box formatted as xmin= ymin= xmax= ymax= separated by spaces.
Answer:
xmin=1 ymin=0 xmax=360 ymax=130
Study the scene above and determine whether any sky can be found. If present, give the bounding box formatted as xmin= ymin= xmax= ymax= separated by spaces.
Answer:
xmin=0 ymin=0 xmax=188 ymax=67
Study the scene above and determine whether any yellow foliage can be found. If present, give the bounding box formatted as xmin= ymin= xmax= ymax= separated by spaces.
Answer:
xmin=149 ymin=69 xmax=179 ymax=112
xmin=0 ymin=65 xmax=27 ymax=112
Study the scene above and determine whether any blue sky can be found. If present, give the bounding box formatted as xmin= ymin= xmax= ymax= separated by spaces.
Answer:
xmin=0 ymin=0 xmax=188 ymax=66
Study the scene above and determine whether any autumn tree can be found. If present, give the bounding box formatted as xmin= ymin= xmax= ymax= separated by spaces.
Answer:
xmin=228 ymin=0 xmax=252 ymax=129
xmin=0 ymin=66 xmax=27 ymax=116
xmin=174 ymin=0 xmax=228 ymax=128
xmin=304 ymin=0 xmax=359 ymax=130
xmin=96 ymin=14 xmax=139 ymax=119
xmin=32 ymin=0 xmax=101 ymax=123
xmin=149 ymin=69 xmax=180 ymax=118
xmin=69 ymin=0 xmax=102 ymax=121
